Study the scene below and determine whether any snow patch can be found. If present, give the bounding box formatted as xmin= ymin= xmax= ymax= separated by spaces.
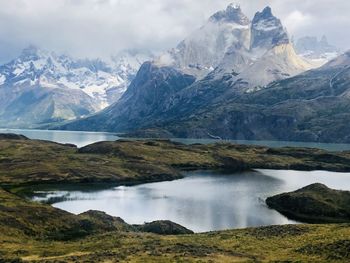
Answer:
xmin=0 ymin=75 xmax=5 ymax=85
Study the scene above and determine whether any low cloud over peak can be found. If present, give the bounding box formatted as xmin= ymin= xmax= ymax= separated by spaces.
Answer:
xmin=0 ymin=0 xmax=348 ymax=63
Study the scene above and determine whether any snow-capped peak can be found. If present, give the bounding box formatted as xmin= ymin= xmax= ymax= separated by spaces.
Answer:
xmin=210 ymin=3 xmax=250 ymax=25
xmin=0 ymin=46 xmax=154 ymax=109
xmin=228 ymin=3 xmax=240 ymax=9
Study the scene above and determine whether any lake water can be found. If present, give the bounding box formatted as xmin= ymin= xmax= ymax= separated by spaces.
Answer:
xmin=4 ymin=129 xmax=350 ymax=231
xmin=33 ymin=169 xmax=350 ymax=233
xmin=2 ymin=128 xmax=350 ymax=151
xmin=0 ymin=128 xmax=119 ymax=148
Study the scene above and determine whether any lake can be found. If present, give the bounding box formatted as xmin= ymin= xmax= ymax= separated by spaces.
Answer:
xmin=2 ymin=128 xmax=350 ymax=151
xmin=32 ymin=169 xmax=350 ymax=233
xmin=4 ymin=128 xmax=350 ymax=232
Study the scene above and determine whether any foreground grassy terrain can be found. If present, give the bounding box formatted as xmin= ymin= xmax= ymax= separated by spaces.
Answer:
xmin=1 ymin=187 xmax=350 ymax=262
xmin=1 ymin=134 xmax=350 ymax=262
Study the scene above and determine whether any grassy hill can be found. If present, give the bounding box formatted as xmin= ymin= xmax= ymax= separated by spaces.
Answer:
xmin=266 ymin=183 xmax=350 ymax=223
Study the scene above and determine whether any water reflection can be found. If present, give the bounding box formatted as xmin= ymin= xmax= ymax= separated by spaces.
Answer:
xmin=31 ymin=169 xmax=350 ymax=232
xmin=0 ymin=128 xmax=119 ymax=148
xmin=2 ymin=128 xmax=350 ymax=151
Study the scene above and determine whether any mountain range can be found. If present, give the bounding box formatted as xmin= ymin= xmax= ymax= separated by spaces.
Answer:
xmin=1 ymin=3 xmax=349 ymax=143
xmin=61 ymin=4 xmax=341 ymax=140
xmin=0 ymin=46 xmax=153 ymax=127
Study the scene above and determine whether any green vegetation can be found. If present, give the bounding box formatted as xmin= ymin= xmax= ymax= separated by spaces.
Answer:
xmin=266 ymin=183 xmax=350 ymax=223
xmin=1 ymin=187 xmax=350 ymax=262
xmin=1 ymin=136 xmax=350 ymax=190
xmin=1 ymin=135 xmax=350 ymax=262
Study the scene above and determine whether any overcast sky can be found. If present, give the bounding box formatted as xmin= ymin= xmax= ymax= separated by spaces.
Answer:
xmin=0 ymin=0 xmax=349 ymax=63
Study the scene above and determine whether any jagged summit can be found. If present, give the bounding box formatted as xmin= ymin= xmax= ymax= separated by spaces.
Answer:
xmin=255 ymin=6 xmax=273 ymax=20
xmin=250 ymin=6 xmax=289 ymax=50
xmin=210 ymin=3 xmax=250 ymax=25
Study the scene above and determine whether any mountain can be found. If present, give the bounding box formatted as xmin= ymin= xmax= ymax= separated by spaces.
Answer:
xmin=147 ymin=51 xmax=350 ymax=142
xmin=213 ymin=6 xmax=312 ymax=91
xmin=0 ymin=46 xmax=153 ymax=127
xmin=295 ymin=35 xmax=340 ymax=65
xmin=159 ymin=3 xmax=251 ymax=78
xmin=250 ymin=6 xmax=289 ymax=50
xmin=64 ymin=49 xmax=350 ymax=143
xmin=61 ymin=4 xmax=315 ymax=134
xmin=61 ymin=62 xmax=196 ymax=132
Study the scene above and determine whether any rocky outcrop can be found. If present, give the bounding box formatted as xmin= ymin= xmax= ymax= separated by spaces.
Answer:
xmin=135 ymin=220 xmax=194 ymax=235
xmin=250 ymin=7 xmax=289 ymax=50
xmin=266 ymin=183 xmax=350 ymax=223
xmin=79 ymin=210 xmax=193 ymax=235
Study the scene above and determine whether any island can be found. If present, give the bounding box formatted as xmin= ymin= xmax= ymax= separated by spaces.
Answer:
xmin=266 ymin=183 xmax=350 ymax=223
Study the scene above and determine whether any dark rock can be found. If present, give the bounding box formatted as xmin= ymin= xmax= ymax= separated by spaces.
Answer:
xmin=135 ymin=220 xmax=194 ymax=235
xmin=210 ymin=4 xmax=250 ymax=25
xmin=250 ymin=6 xmax=289 ymax=49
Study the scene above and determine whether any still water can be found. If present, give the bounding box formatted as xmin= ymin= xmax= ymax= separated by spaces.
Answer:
xmin=33 ymin=169 xmax=350 ymax=233
xmin=0 ymin=128 xmax=119 ymax=148
xmin=2 ymin=128 xmax=350 ymax=151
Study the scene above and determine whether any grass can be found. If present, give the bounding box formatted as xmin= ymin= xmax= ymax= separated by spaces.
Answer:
xmin=1 ymin=188 xmax=350 ymax=263
xmin=1 ymin=136 xmax=350 ymax=262
xmin=266 ymin=183 xmax=350 ymax=223
xmin=1 ymin=137 xmax=350 ymax=190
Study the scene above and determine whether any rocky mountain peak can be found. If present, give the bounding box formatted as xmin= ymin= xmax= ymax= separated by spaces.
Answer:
xmin=250 ymin=6 xmax=289 ymax=50
xmin=257 ymin=6 xmax=273 ymax=19
xmin=210 ymin=3 xmax=250 ymax=25
xmin=19 ymin=45 xmax=42 ymax=61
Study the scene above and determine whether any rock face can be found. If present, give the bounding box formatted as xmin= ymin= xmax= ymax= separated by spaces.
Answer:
xmin=210 ymin=3 xmax=250 ymax=24
xmin=164 ymin=4 xmax=251 ymax=78
xmin=266 ymin=183 xmax=350 ymax=223
xmin=250 ymin=7 xmax=289 ymax=50
xmin=0 ymin=46 xmax=153 ymax=128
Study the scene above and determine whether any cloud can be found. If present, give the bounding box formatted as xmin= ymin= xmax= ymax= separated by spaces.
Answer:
xmin=0 ymin=0 xmax=348 ymax=63
xmin=284 ymin=11 xmax=313 ymax=33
